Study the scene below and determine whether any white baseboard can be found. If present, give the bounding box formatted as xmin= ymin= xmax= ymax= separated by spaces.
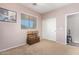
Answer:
xmin=0 ymin=43 xmax=26 ymax=52
xmin=73 ymin=41 xmax=79 ymax=43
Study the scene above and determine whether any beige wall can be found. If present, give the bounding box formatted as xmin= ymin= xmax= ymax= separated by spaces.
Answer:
xmin=0 ymin=3 xmax=42 ymax=51
xmin=43 ymin=3 xmax=79 ymax=44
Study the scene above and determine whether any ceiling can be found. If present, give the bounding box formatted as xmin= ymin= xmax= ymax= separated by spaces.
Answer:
xmin=21 ymin=3 xmax=70 ymax=14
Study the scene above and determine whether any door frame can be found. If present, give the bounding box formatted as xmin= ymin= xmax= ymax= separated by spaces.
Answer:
xmin=65 ymin=12 xmax=79 ymax=44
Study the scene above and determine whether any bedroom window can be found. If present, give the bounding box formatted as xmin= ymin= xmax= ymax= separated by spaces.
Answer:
xmin=21 ymin=13 xmax=37 ymax=29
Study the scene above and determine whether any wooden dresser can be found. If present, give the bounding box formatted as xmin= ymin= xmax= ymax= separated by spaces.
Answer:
xmin=27 ymin=31 xmax=40 ymax=45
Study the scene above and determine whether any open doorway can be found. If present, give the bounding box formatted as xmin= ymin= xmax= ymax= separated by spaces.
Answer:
xmin=65 ymin=12 xmax=79 ymax=47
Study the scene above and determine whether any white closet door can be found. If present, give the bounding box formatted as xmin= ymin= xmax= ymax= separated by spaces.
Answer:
xmin=42 ymin=18 xmax=56 ymax=41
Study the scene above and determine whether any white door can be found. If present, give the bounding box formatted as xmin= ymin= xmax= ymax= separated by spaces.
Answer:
xmin=42 ymin=18 xmax=56 ymax=41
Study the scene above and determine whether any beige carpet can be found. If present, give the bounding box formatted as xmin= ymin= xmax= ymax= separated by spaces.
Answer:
xmin=0 ymin=39 xmax=79 ymax=55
